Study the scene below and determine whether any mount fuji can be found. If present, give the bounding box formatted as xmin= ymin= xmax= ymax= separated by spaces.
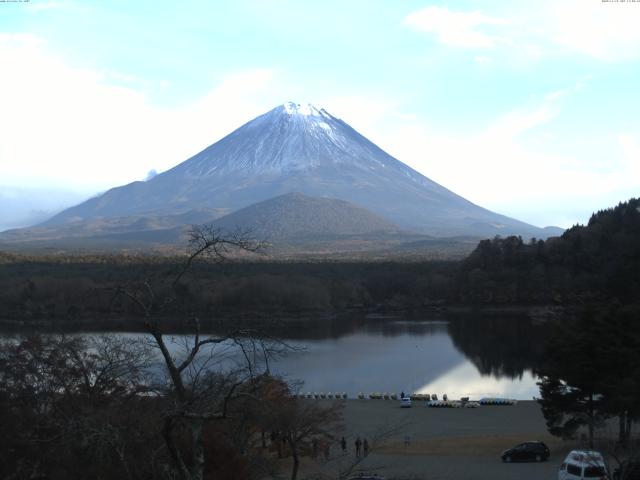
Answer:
xmin=17 ymin=102 xmax=560 ymax=246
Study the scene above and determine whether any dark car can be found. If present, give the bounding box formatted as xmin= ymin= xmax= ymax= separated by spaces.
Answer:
xmin=501 ymin=441 xmax=550 ymax=463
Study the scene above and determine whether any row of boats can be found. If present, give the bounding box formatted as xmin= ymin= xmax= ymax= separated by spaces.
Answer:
xmin=360 ymin=393 xmax=517 ymax=405
xmin=294 ymin=391 xmax=518 ymax=406
xmin=425 ymin=398 xmax=519 ymax=408
xmin=296 ymin=392 xmax=348 ymax=399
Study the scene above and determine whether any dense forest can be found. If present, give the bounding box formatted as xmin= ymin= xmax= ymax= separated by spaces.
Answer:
xmin=457 ymin=198 xmax=640 ymax=305
xmin=0 ymin=257 xmax=456 ymax=328
xmin=0 ymin=198 xmax=638 ymax=328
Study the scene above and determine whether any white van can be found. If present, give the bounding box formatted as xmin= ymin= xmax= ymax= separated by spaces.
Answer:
xmin=559 ymin=450 xmax=610 ymax=480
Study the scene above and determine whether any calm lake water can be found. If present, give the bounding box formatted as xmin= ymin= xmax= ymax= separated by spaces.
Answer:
xmin=253 ymin=319 xmax=541 ymax=400
xmin=31 ymin=315 xmax=541 ymax=400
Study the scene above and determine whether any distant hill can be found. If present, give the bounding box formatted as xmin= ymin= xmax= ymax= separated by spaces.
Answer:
xmin=39 ymin=102 xmax=557 ymax=239
xmin=0 ymin=209 xmax=220 ymax=246
xmin=212 ymin=192 xmax=401 ymax=240
xmin=0 ymin=193 xmax=480 ymax=258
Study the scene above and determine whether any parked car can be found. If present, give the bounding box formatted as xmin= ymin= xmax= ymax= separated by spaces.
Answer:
xmin=400 ymin=397 xmax=412 ymax=408
xmin=501 ymin=441 xmax=550 ymax=463
xmin=559 ymin=450 xmax=610 ymax=480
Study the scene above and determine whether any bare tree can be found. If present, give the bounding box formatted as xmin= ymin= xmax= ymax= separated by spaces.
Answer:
xmin=0 ymin=334 xmax=158 ymax=480
xmin=269 ymin=395 xmax=344 ymax=480
xmin=110 ymin=225 xmax=289 ymax=480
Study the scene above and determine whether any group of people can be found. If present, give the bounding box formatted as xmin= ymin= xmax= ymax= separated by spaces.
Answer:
xmin=309 ymin=436 xmax=370 ymax=460
xmin=340 ymin=436 xmax=369 ymax=458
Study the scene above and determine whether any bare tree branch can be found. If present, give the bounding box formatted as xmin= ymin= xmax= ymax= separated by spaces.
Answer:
xmin=172 ymin=225 xmax=266 ymax=289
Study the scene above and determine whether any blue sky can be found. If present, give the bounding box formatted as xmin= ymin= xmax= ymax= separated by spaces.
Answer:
xmin=0 ymin=0 xmax=639 ymax=230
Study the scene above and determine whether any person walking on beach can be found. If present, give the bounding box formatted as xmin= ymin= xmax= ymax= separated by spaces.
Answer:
xmin=404 ymin=434 xmax=411 ymax=447
xmin=340 ymin=436 xmax=347 ymax=454
xmin=363 ymin=438 xmax=369 ymax=457
xmin=355 ymin=436 xmax=362 ymax=457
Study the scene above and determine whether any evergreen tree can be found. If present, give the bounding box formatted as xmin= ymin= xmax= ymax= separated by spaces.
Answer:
xmin=537 ymin=306 xmax=640 ymax=446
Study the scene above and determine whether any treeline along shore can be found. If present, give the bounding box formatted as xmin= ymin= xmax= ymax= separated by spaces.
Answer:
xmin=0 ymin=198 xmax=638 ymax=330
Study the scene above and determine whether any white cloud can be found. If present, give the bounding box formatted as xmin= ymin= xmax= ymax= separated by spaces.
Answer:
xmin=319 ymin=95 xmax=401 ymax=139
xmin=547 ymin=0 xmax=640 ymax=61
xmin=544 ymin=90 xmax=566 ymax=101
xmin=0 ymin=34 xmax=276 ymax=193
xmin=474 ymin=55 xmax=492 ymax=65
xmin=618 ymin=134 xmax=640 ymax=179
xmin=333 ymin=87 xmax=637 ymax=227
xmin=483 ymin=104 xmax=560 ymax=140
xmin=404 ymin=6 xmax=508 ymax=48
xmin=374 ymin=95 xmax=563 ymax=199
xmin=404 ymin=1 xmax=640 ymax=61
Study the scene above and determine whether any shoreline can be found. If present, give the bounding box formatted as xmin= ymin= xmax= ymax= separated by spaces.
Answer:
xmin=0 ymin=303 xmax=565 ymax=332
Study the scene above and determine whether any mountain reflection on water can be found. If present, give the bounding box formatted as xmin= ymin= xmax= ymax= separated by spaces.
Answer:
xmin=261 ymin=315 xmax=544 ymax=400
xmin=446 ymin=315 xmax=547 ymax=380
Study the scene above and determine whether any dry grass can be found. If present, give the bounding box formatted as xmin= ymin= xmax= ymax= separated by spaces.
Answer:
xmin=378 ymin=433 xmax=567 ymax=456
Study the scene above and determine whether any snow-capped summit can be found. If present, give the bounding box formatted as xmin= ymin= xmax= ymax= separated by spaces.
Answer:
xmin=167 ymin=100 xmax=407 ymax=176
xmin=43 ymin=103 xmax=554 ymax=238
xmin=281 ymin=101 xmax=327 ymax=117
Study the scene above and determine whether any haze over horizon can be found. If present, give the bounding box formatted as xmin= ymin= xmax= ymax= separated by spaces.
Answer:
xmin=1 ymin=0 xmax=639 ymax=232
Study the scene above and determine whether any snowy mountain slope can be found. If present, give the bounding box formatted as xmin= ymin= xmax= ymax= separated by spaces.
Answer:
xmin=43 ymin=102 xmax=553 ymax=238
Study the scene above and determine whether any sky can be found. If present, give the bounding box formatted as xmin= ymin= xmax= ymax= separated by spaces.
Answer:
xmin=0 ymin=0 xmax=639 ymax=230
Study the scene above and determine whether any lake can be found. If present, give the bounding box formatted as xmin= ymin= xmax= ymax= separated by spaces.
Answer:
xmin=254 ymin=318 xmax=541 ymax=400
xmin=23 ymin=314 xmax=541 ymax=400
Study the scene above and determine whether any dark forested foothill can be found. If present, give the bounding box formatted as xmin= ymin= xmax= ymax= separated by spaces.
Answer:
xmin=457 ymin=198 xmax=640 ymax=306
